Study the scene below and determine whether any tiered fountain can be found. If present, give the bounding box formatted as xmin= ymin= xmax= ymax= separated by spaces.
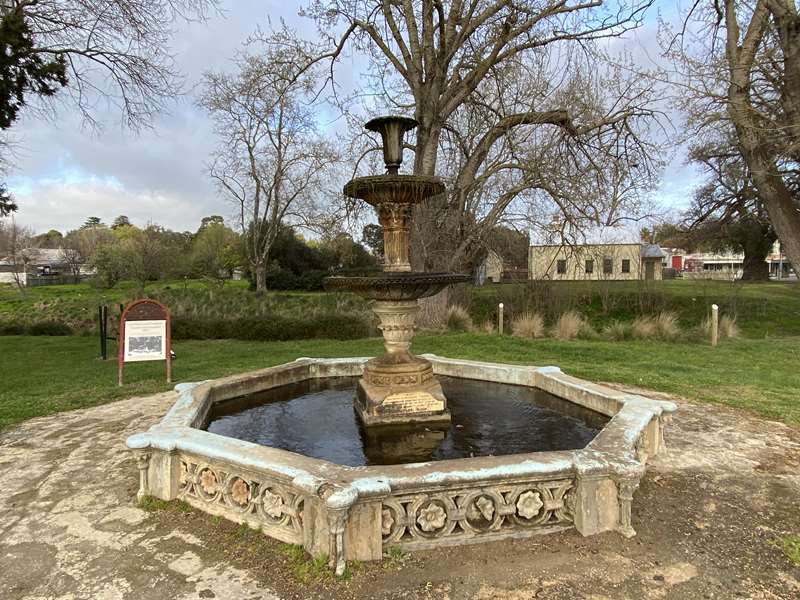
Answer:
xmin=128 ymin=114 xmax=676 ymax=576
xmin=325 ymin=116 xmax=469 ymax=427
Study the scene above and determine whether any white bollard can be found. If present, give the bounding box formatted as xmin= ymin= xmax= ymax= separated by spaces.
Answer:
xmin=498 ymin=303 xmax=504 ymax=335
xmin=711 ymin=303 xmax=719 ymax=347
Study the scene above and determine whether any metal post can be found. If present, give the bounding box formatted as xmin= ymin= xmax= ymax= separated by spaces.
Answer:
xmin=98 ymin=306 xmax=104 ymax=359
xmin=498 ymin=303 xmax=504 ymax=335
xmin=710 ymin=303 xmax=719 ymax=347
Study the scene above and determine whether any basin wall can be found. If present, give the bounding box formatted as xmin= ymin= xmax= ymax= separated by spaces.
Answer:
xmin=127 ymin=357 xmax=676 ymax=575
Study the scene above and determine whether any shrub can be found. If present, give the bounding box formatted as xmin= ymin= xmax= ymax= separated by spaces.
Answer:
xmin=655 ymin=311 xmax=681 ymax=339
xmin=481 ymin=320 xmax=495 ymax=334
xmin=551 ymin=310 xmax=585 ymax=341
xmin=28 ymin=321 xmax=73 ymax=336
xmin=631 ymin=316 xmax=658 ymax=339
xmin=511 ymin=312 xmax=545 ymax=339
xmin=446 ymin=305 xmax=473 ymax=332
xmin=603 ymin=321 xmax=631 ymax=341
xmin=0 ymin=321 xmax=27 ymax=335
xmin=170 ymin=313 xmax=370 ymax=342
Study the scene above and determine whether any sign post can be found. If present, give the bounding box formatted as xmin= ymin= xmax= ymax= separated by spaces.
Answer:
xmin=118 ymin=299 xmax=171 ymax=386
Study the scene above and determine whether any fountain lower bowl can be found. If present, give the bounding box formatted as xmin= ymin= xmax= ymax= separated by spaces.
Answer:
xmin=324 ymin=272 xmax=470 ymax=300
xmin=127 ymin=356 xmax=676 ymax=574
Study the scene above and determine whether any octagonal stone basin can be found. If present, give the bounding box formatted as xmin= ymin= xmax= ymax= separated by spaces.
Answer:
xmin=127 ymin=356 xmax=676 ymax=575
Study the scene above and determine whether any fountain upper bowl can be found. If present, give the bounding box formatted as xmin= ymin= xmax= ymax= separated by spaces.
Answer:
xmin=343 ymin=174 xmax=445 ymax=205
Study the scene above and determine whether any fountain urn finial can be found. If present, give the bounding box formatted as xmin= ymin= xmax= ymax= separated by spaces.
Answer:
xmin=365 ymin=116 xmax=418 ymax=174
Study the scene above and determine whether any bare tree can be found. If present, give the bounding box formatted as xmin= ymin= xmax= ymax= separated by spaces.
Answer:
xmin=3 ymin=0 xmax=218 ymax=130
xmin=0 ymin=218 xmax=33 ymax=291
xmin=665 ymin=0 xmax=800 ymax=272
xmin=201 ymin=36 xmax=338 ymax=291
xmin=686 ymin=132 xmax=776 ymax=281
xmin=296 ymin=1 xmax=664 ymax=323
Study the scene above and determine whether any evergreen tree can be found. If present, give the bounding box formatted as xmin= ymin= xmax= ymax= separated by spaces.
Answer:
xmin=0 ymin=7 xmax=67 ymax=130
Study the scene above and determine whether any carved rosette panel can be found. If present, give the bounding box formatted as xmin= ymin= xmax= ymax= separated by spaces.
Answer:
xmin=381 ymin=480 xmax=575 ymax=547
xmin=179 ymin=459 xmax=304 ymax=543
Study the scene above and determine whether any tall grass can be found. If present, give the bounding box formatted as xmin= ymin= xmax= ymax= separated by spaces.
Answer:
xmin=552 ymin=311 xmax=586 ymax=341
xmin=446 ymin=305 xmax=474 ymax=332
xmin=511 ymin=312 xmax=545 ymax=339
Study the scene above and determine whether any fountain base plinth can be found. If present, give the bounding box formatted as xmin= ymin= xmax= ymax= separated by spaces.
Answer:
xmin=356 ymin=353 xmax=452 ymax=427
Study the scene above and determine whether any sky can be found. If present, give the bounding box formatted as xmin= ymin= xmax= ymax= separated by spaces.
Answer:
xmin=5 ymin=0 xmax=701 ymax=236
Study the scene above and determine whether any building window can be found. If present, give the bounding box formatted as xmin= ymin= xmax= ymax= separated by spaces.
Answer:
xmin=585 ymin=259 xmax=594 ymax=274
xmin=621 ymin=259 xmax=631 ymax=274
xmin=603 ymin=258 xmax=613 ymax=274
xmin=556 ymin=259 xmax=567 ymax=274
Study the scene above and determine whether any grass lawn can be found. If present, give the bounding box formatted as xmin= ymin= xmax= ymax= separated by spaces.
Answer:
xmin=1 ymin=333 xmax=797 ymax=431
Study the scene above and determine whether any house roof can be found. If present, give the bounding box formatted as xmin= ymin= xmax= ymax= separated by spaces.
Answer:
xmin=22 ymin=248 xmax=69 ymax=263
xmin=640 ymin=244 xmax=667 ymax=259
xmin=0 ymin=248 xmax=77 ymax=265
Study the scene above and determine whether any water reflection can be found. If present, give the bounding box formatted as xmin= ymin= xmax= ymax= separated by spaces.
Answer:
xmin=207 ymin=377 xmax=608 ymax=467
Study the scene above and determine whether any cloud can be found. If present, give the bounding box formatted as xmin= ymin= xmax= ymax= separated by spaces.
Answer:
xmin=7 ymin=0 xmax=304 ymax=234
xmin=7 ymin=1 xmax=703 ymax=235
xmin=11 ymin=175 xmax=223 ymax=232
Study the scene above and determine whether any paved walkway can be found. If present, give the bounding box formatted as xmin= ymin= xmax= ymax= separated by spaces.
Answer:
xmin=1 ymin=387 xmax=799 ymax=599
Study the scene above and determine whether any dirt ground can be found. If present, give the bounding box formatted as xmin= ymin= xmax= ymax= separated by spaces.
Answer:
xmin=1 ymin=386 xmax=798 ymax=600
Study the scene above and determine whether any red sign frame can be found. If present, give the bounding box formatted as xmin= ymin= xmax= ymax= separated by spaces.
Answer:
xmin=118 ymin=299 xmax=172 ymax=386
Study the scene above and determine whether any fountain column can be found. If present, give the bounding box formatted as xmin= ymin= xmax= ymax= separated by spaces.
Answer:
xmin=324 ymin=115 xmax=469 ymax=428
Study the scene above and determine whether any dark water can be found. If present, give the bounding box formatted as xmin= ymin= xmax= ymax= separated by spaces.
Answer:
xmin=206 ymin=377 xmax=608 ymax=466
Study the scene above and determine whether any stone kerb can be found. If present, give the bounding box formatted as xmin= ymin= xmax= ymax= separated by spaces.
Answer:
xmin=126 ymin=356 xmax=676 ymax=575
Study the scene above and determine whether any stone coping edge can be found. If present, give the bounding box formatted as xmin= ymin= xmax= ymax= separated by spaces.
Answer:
xmin=127 ymin=355 xmax=675 ymax=495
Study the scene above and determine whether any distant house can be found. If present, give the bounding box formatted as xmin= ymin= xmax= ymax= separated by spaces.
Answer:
xmin=0 ymin=248 xmax=83 ymax=286
xmin=476 ymin=249 xmax=529 ymax=285
xmin=528 ymin=243 xmax=666 ymax=281
xmin=662 ymin=241 xmax=793 ymax=280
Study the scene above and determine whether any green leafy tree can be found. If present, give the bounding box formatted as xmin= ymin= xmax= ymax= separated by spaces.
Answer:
xmin=361 ymin=224 xmax=384 ymax=261
xmin=81 ymin=216 xmax=103 ymax=229
xmin=90 ymin=244 xmax=127 ymax=288
xmin=111 ymin=215 xmax=131 ymax=230
xmin=33 ymin=229 xmax=64 ymax=249
xmin=191 ymin=221 xmax=242 ymax=297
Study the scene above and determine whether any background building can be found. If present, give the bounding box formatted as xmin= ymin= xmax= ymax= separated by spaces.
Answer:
xmin=529 ymin=243 xmax=665 ymax=281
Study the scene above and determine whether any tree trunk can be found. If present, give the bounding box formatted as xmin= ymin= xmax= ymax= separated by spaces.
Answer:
xmin=740 ymin=240 xmax=771 ymax=282
xmin=725 ymin=4 xmax=800 ymax=277
xmin=738 ymin=145 xmax=800 ymax=277
xmin=254 ymin=262 xmax=267 ymax=292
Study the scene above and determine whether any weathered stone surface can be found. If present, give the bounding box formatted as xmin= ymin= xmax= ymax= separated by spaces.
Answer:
xmin=126 ymin=356 xmax=677 ymax=573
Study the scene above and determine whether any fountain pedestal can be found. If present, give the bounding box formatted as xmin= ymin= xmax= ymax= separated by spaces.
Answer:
xmin=356 ymin=300 xmax=450 ymax=426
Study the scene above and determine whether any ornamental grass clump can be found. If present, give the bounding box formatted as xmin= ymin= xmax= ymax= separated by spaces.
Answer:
xmin=654 ymin=311 xmax=681 ymax=339
xmin=720 ymin=314 xmax=741 ymax=338
xmin=552 ymin=310 xmax=586 ymax=341
xmin=631 ymin=316 xmax=658 ymax=339
xmin=511 ymin=312 xmax=545 ymax=339
xmin=602 ymin=320 xmax=632 ymax=341
xmin=446 ymin=304 xmax=474 ymax=332
xmin=698 ymin=313 xmax=740 ymax=340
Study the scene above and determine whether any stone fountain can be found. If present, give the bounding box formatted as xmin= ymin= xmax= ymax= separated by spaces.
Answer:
xmin=325 ymin=116 xmax=469 ymax=427
xmin=127 ymin=117 xmax=677 ymax=577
